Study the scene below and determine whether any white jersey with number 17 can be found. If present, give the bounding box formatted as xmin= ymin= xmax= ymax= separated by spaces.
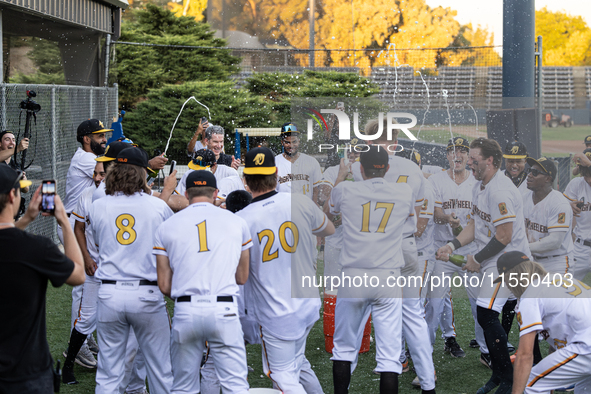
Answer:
xmin=89 ymin=192 xmax=174 ymax=281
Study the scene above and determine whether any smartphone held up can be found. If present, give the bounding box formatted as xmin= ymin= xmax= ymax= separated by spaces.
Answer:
xmin=41 ymin=180 xmax=56 ymax=213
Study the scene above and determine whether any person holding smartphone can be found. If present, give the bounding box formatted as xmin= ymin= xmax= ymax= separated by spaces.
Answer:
xmin=0 ymin=166 xmax=85 ymax=393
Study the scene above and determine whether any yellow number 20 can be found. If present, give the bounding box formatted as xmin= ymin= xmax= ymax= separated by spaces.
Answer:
xmin=257 ymin=221 xmax=300 ymax=262
xmin=116 ymin=214 xmax=137 ymax=245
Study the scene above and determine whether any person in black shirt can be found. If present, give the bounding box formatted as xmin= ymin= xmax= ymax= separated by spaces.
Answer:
xmin=0 ymin=166 xmax=85 ymax=393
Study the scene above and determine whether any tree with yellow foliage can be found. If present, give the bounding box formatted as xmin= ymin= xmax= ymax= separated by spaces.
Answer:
xmin=168 ymin=0 xmax=207 ymax=21
xmin=536 ymin=7 xmax=591 ymax=66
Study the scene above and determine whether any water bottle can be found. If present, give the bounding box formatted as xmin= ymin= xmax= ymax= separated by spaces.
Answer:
xmin=449 ymin=254 xmax=466 ymax=267
xmin=452 ymin=214 xmax=463 ymax=237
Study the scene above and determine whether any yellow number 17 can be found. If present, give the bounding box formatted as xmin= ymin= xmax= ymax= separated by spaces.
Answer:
xmin=361 ymin=202 xmax=395 ymax=233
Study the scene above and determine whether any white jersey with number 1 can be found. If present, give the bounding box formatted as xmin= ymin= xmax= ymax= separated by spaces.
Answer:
xmin=89 ymin=192 xmax=174 ymax=281
xmin=237 ymin=192 xmax=328 ymax=341
xmin=153 ymin=203 xmax=252 ymax=300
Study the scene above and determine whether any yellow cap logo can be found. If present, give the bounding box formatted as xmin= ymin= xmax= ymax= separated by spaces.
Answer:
xmin=538 ymin=157 xmax=547 ymax=162
xmin=511 ymin=146 xmax=519 ymax=154
xmin=98 ymin=120 xmax=105 ymax=129
xmin=254 ymin=153 xmax=265 ymax=166
xmin=456 ymin=138 xmax=463 ymax=145
xmin=196 ymin=156 xmax=203 ymax=161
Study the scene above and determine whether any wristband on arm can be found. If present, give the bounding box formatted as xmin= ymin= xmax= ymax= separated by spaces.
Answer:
xmin=474 ymin=236 xmax=506 ymax=263
xmin=446 ymin=238 xmax=462 ymax=252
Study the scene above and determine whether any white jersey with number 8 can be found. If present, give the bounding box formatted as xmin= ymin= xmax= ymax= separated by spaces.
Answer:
xmin=89 ymin=192 xmax=174 ymax=281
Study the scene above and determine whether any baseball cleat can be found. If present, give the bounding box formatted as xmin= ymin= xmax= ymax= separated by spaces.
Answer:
xmin=87 ymin=335 xmax=99 ymax=355
xmin=476 ymin=379 xmax=499 ymax=394
xmin=444 ymin=337 xmax=466 ymax=358
xmin=507 ymin=341 xmax=516 ymax=353
xmin=63 ymin=343 xmax=97 ymax=369
xmin=402 ymin=357 xmax=409 ymax=373
xmin=469 ymin=339 xmax=479 ymax=348
xmin=479 ymin=353 xmax=492 ymax=369
xmin=411 ymin=371 xmax=436 ymax=388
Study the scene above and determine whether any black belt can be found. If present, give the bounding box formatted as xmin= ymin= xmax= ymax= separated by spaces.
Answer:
xmin=404 ymin=234 xmax=414 ymax=239
xmin=101 ymin=280 xmax=157 ymax=286
xmin=576 ymin=238 xmax=591 ymax=247
xmin=177 ymin=295 xmax=233 ymax=303
xmin=66 ymin=213 xmax=71 ymax=218
xmin=534 ymin=255 xmax=563 ymax=260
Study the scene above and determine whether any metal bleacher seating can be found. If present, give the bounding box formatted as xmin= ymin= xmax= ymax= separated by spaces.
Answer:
xmin=539 ymin=67 xmax=575 ymax=109
xmin=486 ymin=67 xmax=503 ymax=109
xmin=586 ymin=67 xmax=591 ymax=100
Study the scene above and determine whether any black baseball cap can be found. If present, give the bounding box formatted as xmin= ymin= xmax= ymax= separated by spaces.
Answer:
xmin=360 ymin=145 xmax=389 ymax=170
xmin=280 ymin=122 xmax=299 ymax=138
xmin=116 ymin=147 xmax=149 ymax=168
xmin=95 ymin=141 xmax=132 ymax=162
xmin=186 ymin=170 xmax=217 ymax=190
xmin=188 ymin=149 xmax=216 ymax=171
xmin=447 ymin=137 xmax=470 ymax=151
xmin=503 ymin=141 xmax=527 ymax=159
xmin=584 ymin=135 xmax=591 ymax=145
xmin=77 ymin=119 xmax=113 ymax=139
xmin=226 ymin=190 xmax=253 ymax=213
xmin=526 ymin=156 xmax=557 ymax=180
xmin=493 ymin=251 xmax=531 ymax=283
xmin=0 ymin=165 xmax=32 ymax=195
xmin=243 ymin=147 xmax=277 ymax=175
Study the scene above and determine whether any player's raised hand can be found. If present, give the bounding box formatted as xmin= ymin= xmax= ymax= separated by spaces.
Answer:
xmin=148 ymin=154 xmax=168 ymax=170
xmin=570 ymin=200 xmax=583 ymax=217
xmin=163 ymin=169 xmax=178 ymax=190
xmin=436 ymin=244 xmax=452 ymax=261
xmin=449 ymin=213 xmax=461 ymax=228
xmin=17 ymin=137 xmax=29 ymax=152
xmin=230 ymin=155 xmax=240 ymax=170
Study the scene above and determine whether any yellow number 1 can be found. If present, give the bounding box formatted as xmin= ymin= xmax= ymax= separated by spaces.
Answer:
xmin=196 ymin=221 xmax=210 ymax=252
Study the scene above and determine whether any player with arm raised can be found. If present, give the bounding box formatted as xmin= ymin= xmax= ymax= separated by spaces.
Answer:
xmin=351 ymin=119 xmax=436 ymax=392
xmin=326 ymin=146 xmax=419 ymax=394
xmin=436 ymin=138 xmax=531 ymax=394
xmin=154 ymin=170 xmax=252 ymax=393
xmin=89 ymin=147 xmax=174 ymax=393
xmin=237 ymin=147 xmax=334 ymax=394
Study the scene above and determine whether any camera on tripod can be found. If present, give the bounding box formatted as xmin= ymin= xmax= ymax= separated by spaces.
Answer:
xmin=20 ymin=90 xmax=41 ymax=112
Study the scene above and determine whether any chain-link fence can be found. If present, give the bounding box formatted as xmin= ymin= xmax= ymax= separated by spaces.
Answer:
xmin=3 ymin=84 xmax=118 ymax=241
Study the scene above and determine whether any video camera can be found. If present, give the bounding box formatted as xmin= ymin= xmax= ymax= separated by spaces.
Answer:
xmin=20 ymin=90 xmax=41 ymax=113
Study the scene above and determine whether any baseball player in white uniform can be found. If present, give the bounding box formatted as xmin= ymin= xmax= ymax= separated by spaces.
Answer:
xmin=437 ymin=138 xmax=531 ymax=394
xmin=350 ymin=120 xmax=436 ymax=392
xmin=426 ymin=137 xmax=483 ymax=359
xmin=327 ymin=146 xmax=418 ymax=394
xmin=563 ymin=148 xmax=591 ymax=281
xmin=494 ymin=251 xmax=591 ymax=393
xmin=237 ymin=147 xmax=335 ymax=394
xmin=89 ymin=147 xmax=174 ymax=393
xmin=154 ymin=170 xmax=252 ymax=394
xmin=62 ymin=119 xmax=111 ymax=369
xmin=62 ymin=161 xmax=106 ymax=384
xmin=523 ymin=157 xmax=573 ymax=274
xmin=275 ymin=123 xmax=322 ymax=202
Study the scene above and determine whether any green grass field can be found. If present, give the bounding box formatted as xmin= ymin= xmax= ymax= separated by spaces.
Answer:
xmin=541 ymin=125 xmax=591 ymax=142
xmin=48 ymin=266 xmax=565 ymax=394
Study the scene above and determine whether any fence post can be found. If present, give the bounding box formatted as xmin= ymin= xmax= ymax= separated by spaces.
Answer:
xmin=1 ymin=85 xmax=6 ymax=130
xmin=50 ymin=87 xmax=57 ymax=241
xmin=89 ymin=87 xmax=94 ymax=119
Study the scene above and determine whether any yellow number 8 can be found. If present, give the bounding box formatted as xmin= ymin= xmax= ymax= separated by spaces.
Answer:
xmin=116 ymin=214 xmax=137 ymax=245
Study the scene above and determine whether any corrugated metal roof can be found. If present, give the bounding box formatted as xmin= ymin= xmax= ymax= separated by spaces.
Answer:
xmin=0 ymin=0 xmax=127 ymax=33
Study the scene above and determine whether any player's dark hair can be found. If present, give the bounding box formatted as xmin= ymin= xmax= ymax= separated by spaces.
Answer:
xmin=105 ymin=163 xmax=150 ymax=196
xmin=186 ymin=186 xmax=216 ymax=200
xmin=470 ymin=138 xmax=503 ymax=168
xmin=365 ymin=117 xmax=399 ymax=143
xmin=244 ymin=173 xmax=277 ymax=193
xmin=579 ymin=165 xmax=591 ymax=177
xmin=102 ymin=159 xmax=115 ymax=173
xmin=502 ymin=260 xmax=548 ymax=298
xmin=0 ymin=193 xmax=9 ymax=213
